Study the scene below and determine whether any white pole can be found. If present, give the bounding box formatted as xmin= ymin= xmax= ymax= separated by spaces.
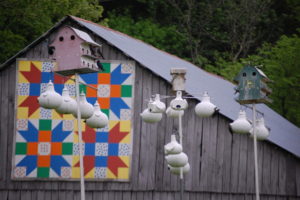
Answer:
xmin=178 ymin=92 xmax=184 ymax=200
xmin=75 ymin=73 xmax=86 ymax=200
xmin=253 ymin=104 xmax=260 ymax=200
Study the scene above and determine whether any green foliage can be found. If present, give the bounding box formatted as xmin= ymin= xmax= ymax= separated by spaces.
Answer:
xmin=107 ymin=13 xmax=187 ymax=58
xmin=205 ymin=34 xmax=300 ymax=126
xmin=0 ymin=0 xmax=105 ymax=64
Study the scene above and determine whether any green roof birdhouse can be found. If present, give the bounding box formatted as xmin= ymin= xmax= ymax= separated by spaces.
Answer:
xmin=234 ymin=65 xmax=272 ymax=104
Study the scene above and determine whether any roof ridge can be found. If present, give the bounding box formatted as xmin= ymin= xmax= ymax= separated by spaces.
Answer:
xmin=70 ymin=16 xmax=229 ymax=83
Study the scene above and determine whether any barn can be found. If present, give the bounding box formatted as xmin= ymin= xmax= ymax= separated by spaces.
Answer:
xmin=0 ymin=15 xmax=300 ymax=200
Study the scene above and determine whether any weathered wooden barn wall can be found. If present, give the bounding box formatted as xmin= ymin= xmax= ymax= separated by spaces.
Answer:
xmin=0 ymin=19 xmax=300 ymax=199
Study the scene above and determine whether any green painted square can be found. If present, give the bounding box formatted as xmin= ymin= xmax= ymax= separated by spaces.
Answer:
xmin=37 ymin=167 xmax=49 ymax=178
xmin=79 ymin=85 xmax=86 ymax=94
xmin=39 ymin=120 xmax=51 ymax=131
xmin=121 ymin=85 xmax=132 ymax=97
xmin=100 ymin=63 xmax=110 ymax=73
xmin=62 ymin=143 xmax=73 ymax=155
xmin=102 ymin=109 xmax=109 ymax=117
xmin=15 ymin=143 xmax=27 ymax=155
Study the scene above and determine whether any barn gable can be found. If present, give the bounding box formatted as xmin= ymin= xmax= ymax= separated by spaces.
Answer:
xmin=0 ymin=15 xmax=300 ymax=199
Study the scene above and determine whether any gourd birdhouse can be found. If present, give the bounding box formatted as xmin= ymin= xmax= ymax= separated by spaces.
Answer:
xmin=49 ymin=26 xmax=102 ymax=75
xmin=234 ymin=65 xmax=272 ymax=104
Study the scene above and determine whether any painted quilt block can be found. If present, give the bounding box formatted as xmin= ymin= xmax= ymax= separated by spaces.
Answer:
xmin=13 ymin=60 xmax=135 ymax=181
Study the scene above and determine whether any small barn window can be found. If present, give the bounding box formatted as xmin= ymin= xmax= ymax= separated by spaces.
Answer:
xmin=252 ymin=72 xmax=257 ymax=76
xmin=59 ymin=36 xmax=64 ymax=42
xmin=83 ymin=61 xmax=85 ymax=65
xmin=70 ymin=35 xmax=75 ymax=40
xmin=243 ymin=72 xmax=247 ymax=77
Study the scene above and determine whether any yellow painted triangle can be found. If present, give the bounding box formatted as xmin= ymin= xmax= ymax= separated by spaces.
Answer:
xmin=85 ymin=168 xmax=95 ymax=178
xmin=31 ymin=61 xmax=42 ymax=70
xmin=17 ymin=96 xmax=28 ymax=106
xmin=120 ymin=133 xmax=131 ymax=144
xmin=106 ymin=168 xmax=117 ymax=179
xmin=109 ymin=120 xmax=119 ymax=131
xmin=18 ymin=72 xmax=29 ymax=83
xmin=30 ymin=108 xmax=40 ymax=119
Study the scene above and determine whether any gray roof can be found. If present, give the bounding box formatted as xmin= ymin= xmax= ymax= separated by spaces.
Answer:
xmin=1 ymin=16 xmax=299 ymax=157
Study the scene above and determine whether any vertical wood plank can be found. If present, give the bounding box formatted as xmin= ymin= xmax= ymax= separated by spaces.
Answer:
xmin=278 ymin=146 xmax=287 ymax=195
xmin=230 ymin=133 xmax=241 ymax=193
xmin=221 ymin=117 xmax=232 ymax=193
xmin=155 ymin=79 xmax=168 ymax=190
xmin=246 ymin=135 xmax=255 ymax=194
xmin=262 ymin=142 xmax=272 ymax=194
xmin=131 ymin=64 xmax=143 ymax=189
xmin=214 ymin=115 xmax=225 ymax=192
xmin=137 ymin=68 xmax=153 ymax=189
xmin=270 ymin=145 xmax=279 ymax=195
xmin=209 ymin=114 xmax=219 ymax=192
xmin=0 ymin=67 xmax=9 ymax=187
xmin=237 ymin=134 xmax=248 ymax=193
xmin=199 ymin=117 xmax=212 ymax=191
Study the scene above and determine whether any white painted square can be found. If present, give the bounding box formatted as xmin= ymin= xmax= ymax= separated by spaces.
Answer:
xmin=95 ymin=167 xmax=107 ymax=178
xmin=38 ymin=142 xmax=51 ymax=155
xmin=98 ymin=84 xmax=110 ymax=97
xmin=95 ymin=143 xmax=108 ymax=156
xmin=18 ymin=83 xmax=30 ymax=96
xmin=17 ymin=119 xmax=28 ymax=131
xmin=14 ymin=167 xmax=26 ymax=178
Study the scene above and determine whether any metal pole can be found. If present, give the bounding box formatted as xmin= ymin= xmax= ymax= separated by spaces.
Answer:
xmin=75 ymin=73 xmax=86 ymax=200
xmin=253 ymin=104 xmax=260 ymax=200
xmin=178 ymin=110 xmax=184 ymax=200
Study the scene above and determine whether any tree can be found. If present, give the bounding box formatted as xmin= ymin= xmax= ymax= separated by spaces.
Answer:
xmin=107 ymin=13 xmax=187 ymax=58
xmin=0 ymin=0 xmax=105 ymax=64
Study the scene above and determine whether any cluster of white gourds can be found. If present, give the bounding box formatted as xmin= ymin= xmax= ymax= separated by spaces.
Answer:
xmin=229 ymin=110 xmax=269 ymax=140
xmin=140 ymin=91 xmax=218 ymax=123
xmin=164 ymin=135 xmax=190 ymax=175
xmin=38 ymin=80 xmax=108 ymax=129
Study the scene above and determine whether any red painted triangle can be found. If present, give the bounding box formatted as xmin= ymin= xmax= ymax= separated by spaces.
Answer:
xmin=108 ymin=156 xmax=127 ymax=177
xmin=21 ymin=62 xmax=41 ymax=83
xmin=74 ymin=156 xmax=95 ymax=176
xmin=19 ymin=96 xmax=40 ymax=117
xmin=108 ymin=123 xmax=129 ymax=143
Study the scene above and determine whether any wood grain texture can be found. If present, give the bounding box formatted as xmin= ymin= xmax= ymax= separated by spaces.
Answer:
xmin=0 ymin=18 xmax=299 ymax=199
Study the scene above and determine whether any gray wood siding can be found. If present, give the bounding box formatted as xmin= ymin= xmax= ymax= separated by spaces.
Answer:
xmin=0 ymin=21 xmax=300 ymax=199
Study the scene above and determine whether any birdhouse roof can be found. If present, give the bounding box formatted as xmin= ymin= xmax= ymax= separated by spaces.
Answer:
xmin=234 ymin=65 xmax=271 ymax=84
xmin=0 ymin=15 xmax=299 ymax=158
xmin=52 ymin=25 xmax=100 ymax=47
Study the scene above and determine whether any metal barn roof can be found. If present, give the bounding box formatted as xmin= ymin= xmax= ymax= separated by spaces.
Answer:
xmin=1 ymin=16 xmax=299 ymax=157
xmin=71 ymin=16 xmax=300 ymax=157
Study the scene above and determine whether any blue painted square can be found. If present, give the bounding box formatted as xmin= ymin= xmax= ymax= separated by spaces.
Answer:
xmin=80 ymin=73 xmax=98 ymax=84
xmin=108 ymin=143 xmax=119 ymax=156
xmin=96 ymin=132 xmax=108 ymax=143
xmin=54 ymin=84 xmax=64 ymax=94
xmin=86 ymin=97 xmax=97 ymax=105
xmin=29 ymin=83 xmax=41 ymax=96
xmin=41 ymin=72 xmax=51 ymax=83
xmin=85 ymin=143 xmax=95 ymax=155
xmin=95 ymin=156 xmax=107 ymax=167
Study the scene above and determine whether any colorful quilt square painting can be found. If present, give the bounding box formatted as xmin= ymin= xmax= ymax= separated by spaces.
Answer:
xmin=13 ymin=60 xmax=135 ymax=181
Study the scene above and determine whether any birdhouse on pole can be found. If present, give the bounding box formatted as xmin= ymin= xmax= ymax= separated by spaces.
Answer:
xmin=234 ymin=65 xmax=272 ymax=104
xmin=49 ymin=26 xmax=103 ymax=75
xmin=170 ymin=68 xmax=186 ymax=91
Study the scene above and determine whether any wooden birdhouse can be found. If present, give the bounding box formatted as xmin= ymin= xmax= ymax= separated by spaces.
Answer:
xmin=49 ymin=26 xmax=102 ymax=75
xmin=234 ymin=65 xmax=272 ymax=104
